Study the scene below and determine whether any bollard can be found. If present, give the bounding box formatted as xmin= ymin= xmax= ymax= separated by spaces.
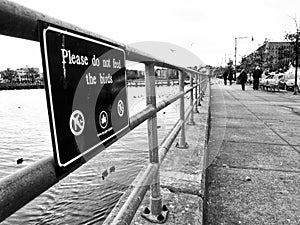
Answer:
xmin=188 ymin=73 xmax=195 ymax=125
xmin=176 ymin=70 xmax=188 ymax=148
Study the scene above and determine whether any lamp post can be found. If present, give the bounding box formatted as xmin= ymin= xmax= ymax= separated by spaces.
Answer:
xmin=234 ymin=36 xmax=254 ymax=80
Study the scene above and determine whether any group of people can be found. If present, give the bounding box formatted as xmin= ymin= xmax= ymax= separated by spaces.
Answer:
xmin=222 ymin=66 xmax=263 ymax=91
xmin=222 ymin=70 xmax=234 ymax=85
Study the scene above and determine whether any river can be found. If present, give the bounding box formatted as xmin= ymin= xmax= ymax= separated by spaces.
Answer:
xmin=0 ymin=86 xmax=187 ymax=224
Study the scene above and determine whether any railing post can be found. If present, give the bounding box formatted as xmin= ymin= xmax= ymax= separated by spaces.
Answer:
xmin=188 ymin=73 xmax=195 ymax=125
xmin=198 ymin=75 xmax=202 ymax=106
xmin=177 ymin=70 xmax=188 ymax=148
xmin=194 ymin=74 xmax=199 ymax=113
xmin=142 ymin=63 xmax=168 ymax=223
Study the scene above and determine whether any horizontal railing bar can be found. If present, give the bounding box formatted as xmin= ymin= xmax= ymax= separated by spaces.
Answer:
xmin=0 ymin=156 xmax=59 ymax=221
xmin=129 ymin=105 xmax=156 ymax=130
xmin=157 ymin=91 xmax=184 ymax=112
xmin=0 ymin=0 xmax=203 ymax=75
xmin=159 ymin=120 xmax=183 ymax=163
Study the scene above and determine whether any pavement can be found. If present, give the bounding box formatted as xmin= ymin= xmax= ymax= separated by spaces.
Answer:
xmin=204 ymin=80 xmax=300 ymax=225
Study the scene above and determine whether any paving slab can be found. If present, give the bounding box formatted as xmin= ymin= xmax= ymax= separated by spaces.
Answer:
xmin=205 ymin=167 xmax=300 ymax=225
xmin=211 ymin=141 xmax=300 ymax=172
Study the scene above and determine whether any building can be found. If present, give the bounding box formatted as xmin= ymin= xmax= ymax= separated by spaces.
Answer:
xmin=15 ymin=67 xmax=40 ymax=83
xmin=155 ymin=68 xmax=178 ymax=79
xmin=242 ymin=41 xmax=295 ymax=72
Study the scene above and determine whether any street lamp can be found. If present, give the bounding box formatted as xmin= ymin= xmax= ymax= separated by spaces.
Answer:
xmin=234 ymin=36 xmax=254 ymax=79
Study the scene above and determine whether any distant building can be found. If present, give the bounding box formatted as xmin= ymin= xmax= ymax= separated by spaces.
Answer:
xmin=126 ymin=69 xmax=144 ymax=80
xmin=155 ymin=68 xmax=177 ymax=79
xmin=244 ymin=41 xmax=295 ymax=71
xmin=15 ymin=67 xmax=40 ymax=83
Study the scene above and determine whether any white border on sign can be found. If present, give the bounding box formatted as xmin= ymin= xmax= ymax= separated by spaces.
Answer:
xmin=42 ymin=26 xmax=129 ymax=167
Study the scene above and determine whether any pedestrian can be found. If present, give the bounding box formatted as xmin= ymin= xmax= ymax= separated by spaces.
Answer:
xmin=253 ymin=66 xmax=262 ymax=90
xmin=228 ymin=71 xmax=233 ymax=85
xmin=223 ymin=70 xmax=228 ymax=85
xmin=238 ymin=69 xmax=247 ymax=91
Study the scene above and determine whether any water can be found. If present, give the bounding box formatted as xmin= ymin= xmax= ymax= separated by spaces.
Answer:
xmin=0 ymin=86 xmax=188 ymax=224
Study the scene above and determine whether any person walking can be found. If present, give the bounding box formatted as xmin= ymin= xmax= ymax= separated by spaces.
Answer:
xmin=223 ymin=70 xmax=228 ymax=85
xmin=238 ymin=69 xmax=247 ymax=91
xmin=228 ymin=71 xmax=233 ymax=85
xmin=253 ymin=66 xmax=262 ymax=90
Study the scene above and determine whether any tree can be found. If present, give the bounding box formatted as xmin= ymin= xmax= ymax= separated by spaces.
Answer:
xmin=26 ymin=67 xmax=39 ymax=83
xmin=0 ymin=68 xmax=17 ymax=83
xmin=285 ymin=17 xmax=300 ymax=94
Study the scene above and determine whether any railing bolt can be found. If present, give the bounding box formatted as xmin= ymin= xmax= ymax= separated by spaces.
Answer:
xmin=141 ymin=204 xmax=169 ymax=223
xmin=143 ymin=207 xmax=150 ymax=214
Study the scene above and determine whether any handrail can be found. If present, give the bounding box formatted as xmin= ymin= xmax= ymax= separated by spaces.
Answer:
xmin=0 ymin=0 xmax=209 ymax=223
xmin=0 ymin=84 xmax=206 ymax=221
xmin=0 ymin=0 xmax=199 ymax=75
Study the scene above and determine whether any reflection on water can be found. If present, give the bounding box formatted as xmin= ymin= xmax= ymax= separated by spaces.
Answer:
xmin=0 ymin=86 xmax=188 ymax=224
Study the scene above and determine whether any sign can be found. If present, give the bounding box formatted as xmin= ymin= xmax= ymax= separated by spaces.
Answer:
xmin=40 ymin=24 xmax=129 ymax=167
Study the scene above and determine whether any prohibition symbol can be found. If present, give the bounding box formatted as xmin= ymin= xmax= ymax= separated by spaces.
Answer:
xmin=99 ymin=111 xmax=108 ymax=129
xmin=69 ymin=110 xmax=85 ymax=136
xmin=117 ymin=100 xmax=125 ymax=117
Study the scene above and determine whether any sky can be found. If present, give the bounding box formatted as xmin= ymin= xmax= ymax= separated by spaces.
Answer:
xmin=0 ymin=0 xmax=300 ymax=71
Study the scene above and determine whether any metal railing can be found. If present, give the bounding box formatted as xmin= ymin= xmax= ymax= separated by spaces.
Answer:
xmin=0 ymin=0 xmax=209 ymax=223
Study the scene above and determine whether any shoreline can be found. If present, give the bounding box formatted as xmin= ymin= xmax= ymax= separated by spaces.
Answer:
xmin=0 ymin=83 xmax=44 ymax=90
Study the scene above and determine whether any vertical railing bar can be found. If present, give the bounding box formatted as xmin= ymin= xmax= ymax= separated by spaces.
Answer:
xmin=177 ymin=70 xmax=188 ymax=148
xmin=194 ymin=74 xmax=199 ymax=113
xmin=144 ymin=63 xmax=162 ymax=216
xmin=188 ymin=73 xmax=195 ymax=125
xmin=199 ymin=75 xmax=202 ymax=106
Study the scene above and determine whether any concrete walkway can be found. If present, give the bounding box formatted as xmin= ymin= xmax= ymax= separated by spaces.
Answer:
xmin=205 ymin=80 xmax=300 ymax=225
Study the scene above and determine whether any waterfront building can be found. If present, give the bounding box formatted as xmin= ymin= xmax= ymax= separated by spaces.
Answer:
xmin=15 ymin=67 xmax=40 ymax=83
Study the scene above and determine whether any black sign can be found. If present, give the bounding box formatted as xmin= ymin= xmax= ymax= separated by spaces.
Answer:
xmin=40 ymin=25 xmax=129 ymax=167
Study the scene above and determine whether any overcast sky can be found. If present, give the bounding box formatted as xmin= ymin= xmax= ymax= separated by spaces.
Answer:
xmin=0 ymin=0 xmax=300 ymax=71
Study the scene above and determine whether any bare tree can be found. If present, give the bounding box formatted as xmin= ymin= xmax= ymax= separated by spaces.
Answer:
xmin=285 ymin=16 xmax=300 ymax=94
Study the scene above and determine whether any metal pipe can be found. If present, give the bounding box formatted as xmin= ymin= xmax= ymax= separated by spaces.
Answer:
xmin=145 ymin=63 xmax=162 ymax=216
xmin=0 ymin=0 xmax=201 ymax=75
xmin=129 ymin=105 xmax=156 ymax=130
xmin=194 ymin=75 xmax=199 ymax=112
xmin=159 ymin=120 xmax=183 ymax=163
xmin=198 ymin=75 xmax=202 ymax=106
xmin=156 ymin=91 xmax=184 ymax=112
xmin=177 ymin=71 xmax=187 ymax=148
xmin=0 ymin=157 xmax=58 ymax=221
xmin=188 ymin=73 xmax=195 ymax=125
